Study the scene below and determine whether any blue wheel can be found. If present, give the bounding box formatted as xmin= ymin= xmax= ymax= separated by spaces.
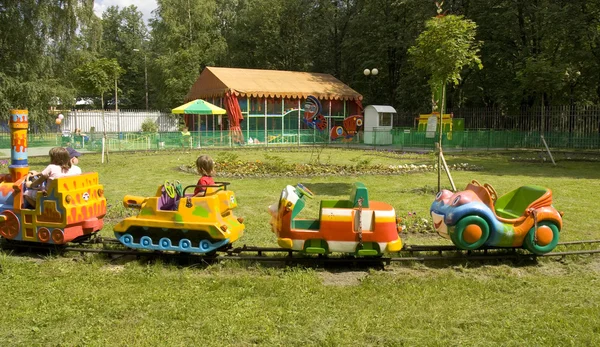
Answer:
xmin=199 ymin=240 xmax=211 ymax=252
xmin=140 ymin=236 xmax=153 ymax=248
xmin=179 ymin=239 xmax=192 ymax=250
xmin=159 ymin=238 xmax=172 ymax=250
xmin=121 ymin=234 xmax=134 ymax=246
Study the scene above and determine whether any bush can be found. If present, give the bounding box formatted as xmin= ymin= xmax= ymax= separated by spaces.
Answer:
xmin=141 ymin=118 xmax=158 ymax=133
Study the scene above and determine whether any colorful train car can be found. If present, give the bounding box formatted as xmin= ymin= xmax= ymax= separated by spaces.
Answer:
xmin=430 ymin=180 xmax=563 ymax=254
xmin=268 ymin=183 xmax=403 ymax=256
xmin=0 ymin=174 xmax=106 ymax=243
xmin=0 ymin=110 xmax=106 ymax=244
xmin=113 ymin=181 xmax=245 ymax=254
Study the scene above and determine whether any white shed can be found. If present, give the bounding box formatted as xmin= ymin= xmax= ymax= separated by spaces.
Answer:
xmin=363 ymin=105 xmax=396 ymax=145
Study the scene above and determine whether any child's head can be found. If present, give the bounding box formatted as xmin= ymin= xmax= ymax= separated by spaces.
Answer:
xmin=66 ymin=147 xmax=82 ymax=166
xmin=49 ymin=147 xmax=71 ymax=171
xmin=196 ymin=155 xmax=214 ymax=176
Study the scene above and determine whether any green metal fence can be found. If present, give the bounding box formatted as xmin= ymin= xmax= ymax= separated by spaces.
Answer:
xmin=2 ymin=129 xmax=599 ymax=152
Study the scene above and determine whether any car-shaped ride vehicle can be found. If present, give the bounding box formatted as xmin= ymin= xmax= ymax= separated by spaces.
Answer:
xmin=430 ymin=180 xmax=563 ymax=254
xmin=268 ymin=182 xmax=403 ymax=256
xmin=114 ymin=181 xmax=244 ymax=254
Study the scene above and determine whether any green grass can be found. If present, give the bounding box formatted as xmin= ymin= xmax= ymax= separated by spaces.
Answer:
xmin=2 ymin=147 xmax=600 ymax=346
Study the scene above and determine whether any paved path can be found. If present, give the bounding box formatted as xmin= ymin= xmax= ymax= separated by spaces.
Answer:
xmin=0 ymin=147 xmax=95 ymax=159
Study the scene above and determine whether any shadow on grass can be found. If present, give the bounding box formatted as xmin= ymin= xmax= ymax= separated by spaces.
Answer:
xmin=446 ymin=151 xmax=600 ymax=180
xmin=304 ymin=182 xmax=354 ymax=196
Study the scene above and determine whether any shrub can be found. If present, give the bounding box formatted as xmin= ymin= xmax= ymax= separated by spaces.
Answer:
xmin=141 ymin=118 xmax=158 ymax=133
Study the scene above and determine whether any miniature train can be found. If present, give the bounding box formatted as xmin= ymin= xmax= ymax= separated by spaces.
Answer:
xmin=0 ymin=110 xmax=564 ymax=256
xmin=0 ymin=110 xmax=106 ymax=245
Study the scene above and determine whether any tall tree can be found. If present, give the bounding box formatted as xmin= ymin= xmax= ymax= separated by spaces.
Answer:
xmin=149 ymin=0 xmax=227 ymax=110
xmin=100 ymin=5 xmax=148 ymax=109
xmin=0 ymin=0 xmax=96 ymax=129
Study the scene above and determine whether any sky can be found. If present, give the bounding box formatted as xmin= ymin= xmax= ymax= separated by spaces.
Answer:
xmin=94 ymin=0 xmax=158 ymax=24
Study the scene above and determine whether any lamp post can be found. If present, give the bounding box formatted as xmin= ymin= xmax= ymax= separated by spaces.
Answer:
xmin=133 ymin=48 xmax=149 ymax=110
xmin=363 ymin=68 xmax=378 ymax=104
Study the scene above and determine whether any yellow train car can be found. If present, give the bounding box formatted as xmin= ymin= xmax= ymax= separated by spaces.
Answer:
xmin=113 ymin=182 xmax=245 ymax=254
xmin=0 ymin=173 xmax=107 ymax=244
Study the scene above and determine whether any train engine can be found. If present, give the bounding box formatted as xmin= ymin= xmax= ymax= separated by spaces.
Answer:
xmin=0 ymin=109 xmax=106 ymax=244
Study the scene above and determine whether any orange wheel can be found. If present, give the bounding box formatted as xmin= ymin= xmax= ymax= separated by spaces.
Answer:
xmin=0 ymin=211 xmax=20 ymax=239
xmin=51 ymin=229 xmax=65 ymax=244
xmin=38 ymin=227 xmax=50 ymax=243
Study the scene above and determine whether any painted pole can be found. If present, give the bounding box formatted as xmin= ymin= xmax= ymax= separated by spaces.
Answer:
xmin=9 ymin=109 xmax=30 ymax=182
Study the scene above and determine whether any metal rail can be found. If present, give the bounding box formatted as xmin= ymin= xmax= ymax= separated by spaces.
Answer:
xmin=2 ymin=238 xmax=600 ymax=267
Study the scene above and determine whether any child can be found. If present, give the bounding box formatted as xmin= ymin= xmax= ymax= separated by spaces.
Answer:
xmin=66 ymin=147 xmax=82 ymax=175
xmin=193 ymin=155 xmax=215 ymax=197
xmin=181 ymin=127 xmax=192 ymax=149
xmin=24 ymin=147 xmax=71 ymax=207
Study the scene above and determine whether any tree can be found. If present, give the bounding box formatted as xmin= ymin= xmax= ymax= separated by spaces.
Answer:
xmin=149 ymin=0 xmax=226 ymax=110
xmin=409 ymin=14 xmax=483 ymax=114
xmin=75 ymin=58 xmax=124 ymax=162
xmin=100 ymin=5 xmax=148 ymax=109
xmin=408 ymin=7 xmax=482 ymax=191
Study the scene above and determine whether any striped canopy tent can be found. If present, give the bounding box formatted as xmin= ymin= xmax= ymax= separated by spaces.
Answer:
xmin=172 ymin=99 xmax=226 ymax=115
xmin=184 ymin=67 xmax=363 ymax=144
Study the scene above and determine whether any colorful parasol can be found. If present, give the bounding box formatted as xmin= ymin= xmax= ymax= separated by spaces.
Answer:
xmin=172 ymin=99 xmax=227 ymax=115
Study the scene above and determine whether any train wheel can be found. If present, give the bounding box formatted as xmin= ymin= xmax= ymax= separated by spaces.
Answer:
xmin=179 ymin=239 xmax=192 ymax=251
xmin=524 ymin=221 xmax=560 ymax=255
xmin=158 ymin=238 xmax=172 ymax=250
xmin=37 ymin=227 xmax=50 ymax=243
xmin=51 ymin=229 xmax=65 ymax=244
xmin=0 ymin=211 xmax=20 ymax=239
xmin=453 ymin=216 xmax=490 ymax=250
xmin=140 ymin=236 xmax=153 ymax=248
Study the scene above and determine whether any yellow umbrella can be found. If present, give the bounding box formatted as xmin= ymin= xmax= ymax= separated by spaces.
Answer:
xmin=172 ymin=99 xmax=226 ymax=114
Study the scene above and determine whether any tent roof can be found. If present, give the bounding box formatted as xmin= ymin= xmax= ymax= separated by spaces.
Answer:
xmin=185 ymin=67 xmax=363 ymax=102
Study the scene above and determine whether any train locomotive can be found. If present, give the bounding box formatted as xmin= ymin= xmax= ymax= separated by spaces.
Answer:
xmin=0 ymin=110 xmax=106 ymax=245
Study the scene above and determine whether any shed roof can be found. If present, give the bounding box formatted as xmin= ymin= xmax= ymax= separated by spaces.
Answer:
xmin=365 ymin=105 xmax=397 ymax=113
xmin=185 ymin=67 xmax=362 ymax=102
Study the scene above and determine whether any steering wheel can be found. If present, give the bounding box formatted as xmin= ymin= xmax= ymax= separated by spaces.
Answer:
xmin=484 ymin=183 xmax=498 ymax=203
xmin=296 ymin=183 xmax=315 ymax=199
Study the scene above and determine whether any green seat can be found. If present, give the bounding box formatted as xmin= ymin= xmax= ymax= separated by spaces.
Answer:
xmin=349 ymin=182 xmax=369 ymax=208
xmin=495 ymin=185 xmax=548 ymax=219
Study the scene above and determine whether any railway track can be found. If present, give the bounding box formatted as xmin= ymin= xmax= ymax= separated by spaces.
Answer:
xmin=2 ymin=237 xmax=600 ymax=267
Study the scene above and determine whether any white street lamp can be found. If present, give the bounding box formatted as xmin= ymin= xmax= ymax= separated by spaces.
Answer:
xmin=364 ymin=68 xmax=378 ymax=76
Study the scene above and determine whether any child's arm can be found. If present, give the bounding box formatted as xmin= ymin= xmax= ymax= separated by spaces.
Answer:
xmin=29 ymin=173 xmax=48 ymax=189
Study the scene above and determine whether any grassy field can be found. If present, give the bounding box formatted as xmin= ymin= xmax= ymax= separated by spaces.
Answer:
xmin=2 ymin=147 xmax=600 ymax=346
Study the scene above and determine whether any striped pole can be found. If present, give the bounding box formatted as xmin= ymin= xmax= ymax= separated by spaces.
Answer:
xmin=9 ymin=109 xmax=29 ymax=182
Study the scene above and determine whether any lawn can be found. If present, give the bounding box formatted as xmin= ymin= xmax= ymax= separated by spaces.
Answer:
xmin=1 ymin=147 xmax=600 ymax=346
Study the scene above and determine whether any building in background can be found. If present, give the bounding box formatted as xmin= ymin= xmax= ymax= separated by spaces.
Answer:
xmin=185 ymin=67 xmax=363 ymax=144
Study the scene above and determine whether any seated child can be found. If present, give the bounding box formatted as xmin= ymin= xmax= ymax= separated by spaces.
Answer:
xmin=66 ymin=147 xmax=82 ymax=175
xmin=24 ymin=147 xmax=72 ymax=208
xmin=193 ymin=155 xmax=215 ymax=197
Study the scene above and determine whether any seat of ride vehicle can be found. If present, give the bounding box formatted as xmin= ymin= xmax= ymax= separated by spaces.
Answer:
xmin=465 ymin=181 xmax=552 ymax=220
xmin=113 ymin=181 xmax=245 ymax=254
